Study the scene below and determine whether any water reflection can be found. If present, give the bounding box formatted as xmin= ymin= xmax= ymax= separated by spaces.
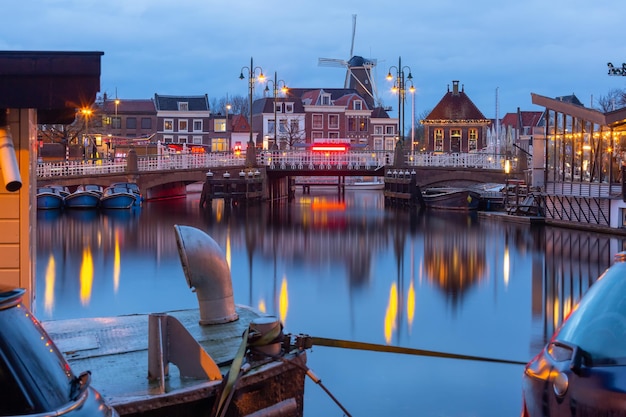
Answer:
xmin=35 ymin=189 xmax=626 ymax=416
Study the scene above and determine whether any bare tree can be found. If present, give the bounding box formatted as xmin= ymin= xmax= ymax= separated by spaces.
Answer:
xmin=596 ymin=89 xmax=626 ymax=112
xmin=278 ymin=119 xmax=305 ymax=149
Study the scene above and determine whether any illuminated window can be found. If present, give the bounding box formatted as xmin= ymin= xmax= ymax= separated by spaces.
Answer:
xmin=179 ymin=120 xmax=188 ymax=132
xmin=435 ymin=128 xmax=444 ymax=152
xmin=359 ymin=119 xmax=368 ymax=132
xmin=214 ymin=119 xmax=226 ymax=132
xmin=164 ymin=119 xmax=173 ymax=132
xmin=469 ymin=128 xmax=478 ymax=151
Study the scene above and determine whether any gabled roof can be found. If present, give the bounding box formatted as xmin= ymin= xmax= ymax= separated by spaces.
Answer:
xmin=370 ymin=107 xmax=391 ymax=118
xmin=153 ymin=94 xmax=209 ymax=111
xmin=333 ymin=92 xmax=370 ymax=110
xmin=289 ymin=87 xmax=364 ymax=103
xmin=252 ymin=97 xmax=305 ymax=114
xmin=501 ymin=111 xmax=543 ymax=128
xmin=101 ymin=98 xmax=156 ymax=114
xmin=231 ymin=114 xmax=249 ymax=133
xmin=424 ymin=81 xmax=488 ymax=122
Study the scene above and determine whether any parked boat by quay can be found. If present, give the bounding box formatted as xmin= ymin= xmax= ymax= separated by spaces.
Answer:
xmin=42 ymin=225 xmax=309 ymax=417
xmin=109 ymin=182 xmax=142 ymax=206
xmin=64 ymin=184 xmax=103 ymax=209
xmin=100 ymin=186 xmax=136 ymax=209
xmin=345 ymin=177 xmax=384 ymax=190
xmin=421 ymin=187 xmax=481 ymax=211
xmin=36 ymin=186 xmax=66 ymax=209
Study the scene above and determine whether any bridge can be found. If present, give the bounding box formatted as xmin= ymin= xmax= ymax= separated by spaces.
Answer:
xmin=36 ymin=149 xmax=521 ymax=200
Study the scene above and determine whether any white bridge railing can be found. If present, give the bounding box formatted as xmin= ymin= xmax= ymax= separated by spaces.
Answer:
xmin=36 ymin=149 xmax=509 ymax=178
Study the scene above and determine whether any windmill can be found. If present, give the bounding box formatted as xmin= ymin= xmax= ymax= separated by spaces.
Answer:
xmin=318 ymin=14 xmax=380 ymax=108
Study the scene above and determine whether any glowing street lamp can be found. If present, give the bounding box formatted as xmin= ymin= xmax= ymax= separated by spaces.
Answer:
xmin=81 ymin=108 xmax=93 ymax=160
xmin=265 ymin=72 xmax=288 ymax=149
xmin=239 ymin=57 xmax=265 ymax=149
xmin=387 ymin=57 xmax=415 ymax=148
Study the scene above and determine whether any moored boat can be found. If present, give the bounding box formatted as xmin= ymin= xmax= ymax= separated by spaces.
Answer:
xmin=345 ymin=177 xmax=384 ymax=190
xmin=100 ymin=186 xmax=136 ymax=209
xmin=421 ymin=187 xmax=481 ymax=211
xmin=110 ymin=182 xmax=142 ymax=206
xmin=64 ymin=184 xmax=103 ymax=209
xmin=36 ymin=186 xmax=65 ymax=209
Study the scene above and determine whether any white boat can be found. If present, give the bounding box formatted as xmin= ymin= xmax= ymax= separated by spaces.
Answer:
xmin=345 ymin=177 xmax=384 ymax=190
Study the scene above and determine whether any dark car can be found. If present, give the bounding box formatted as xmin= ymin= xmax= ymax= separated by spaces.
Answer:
xmin=0 ymin=286 xmax=118 ymax=416
xmin=521 ymin=252 xmax=626 ymax=416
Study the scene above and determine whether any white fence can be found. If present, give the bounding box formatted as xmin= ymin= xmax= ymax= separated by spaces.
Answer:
xmin=36 ymin=150 xmax=509 ymax=178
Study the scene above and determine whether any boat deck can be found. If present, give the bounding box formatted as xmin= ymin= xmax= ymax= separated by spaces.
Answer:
xmin=43 ymin=306 xmax=307 ymax=416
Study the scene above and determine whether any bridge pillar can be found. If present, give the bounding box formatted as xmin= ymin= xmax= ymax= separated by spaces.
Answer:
xmin=127 ymin=148 xmax=138 ymax=174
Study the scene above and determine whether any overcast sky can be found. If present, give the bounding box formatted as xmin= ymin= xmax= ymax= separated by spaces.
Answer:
xmin=4 ymin=0 xmax=626 ymax=119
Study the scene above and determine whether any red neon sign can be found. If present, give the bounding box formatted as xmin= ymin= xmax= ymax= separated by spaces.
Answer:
xmin=311 ymin=144 xmax=347 ymax=152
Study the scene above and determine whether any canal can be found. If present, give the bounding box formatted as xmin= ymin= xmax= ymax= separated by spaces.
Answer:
xmin=35 ymin=187 xmax=622 ymax=416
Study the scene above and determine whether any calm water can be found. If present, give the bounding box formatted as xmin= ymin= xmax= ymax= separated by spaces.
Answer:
xmin=35 ymin=187 xmax=622 ymax=416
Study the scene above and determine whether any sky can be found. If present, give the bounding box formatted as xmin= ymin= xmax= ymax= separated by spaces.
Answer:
xmin=4 ymin=0 xmax=626 ymax=120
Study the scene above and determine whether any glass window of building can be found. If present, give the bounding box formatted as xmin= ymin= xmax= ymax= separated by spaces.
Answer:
xmin=354 ymin=100 xmax=362 ymax=110
xmin=214 ymin=119 xmax=226 ymax=132
xmin=193 ymin=120 xmax=202 ymax=132
xmin=469 ymin=128 xmax=478 ymax=151
xmin=126 ymin=117 xmax=137 ymax=129
xmin=111 ymin=116 xmax=122 ymax=129
xmin=178 ymin=102 xmax=189 ymax=111
xmin=386 ymin=126 xmax=395 ymax=135
xmin=179 ymin=120 xmax=188 ymax=132
xmin=141 ymin=118 xmax=152 ymax=129
xmin=164 ymin=119 xmax=173 ymax=131
xmin=329 ymin=114 xmax=339 ymax=129
xmin=312 ymin=114 xmax=323 ymax=129
xmin=435 ymin=128 xmax=444 ymax=152
xmin=285 ymin=103 xmax=294 ymax=113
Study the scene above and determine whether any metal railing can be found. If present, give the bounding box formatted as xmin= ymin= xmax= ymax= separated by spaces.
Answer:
xmin=36 ymin=150 xmax=510 ymax=179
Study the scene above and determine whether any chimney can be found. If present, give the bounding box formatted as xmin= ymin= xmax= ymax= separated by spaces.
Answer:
xmin=452 ymin=80 xmax=460 ymax=95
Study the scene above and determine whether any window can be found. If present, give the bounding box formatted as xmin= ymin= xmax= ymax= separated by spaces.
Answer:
xmin=193 ymin=120 xmax=203 ymax=132
xmin=290 ymin=119 xmax=299 ymax=133
xmin=374 ymin=126 xmax=383 ymax=135
xmin=386 ymin=126 xmax=395 ymax=135
xmin=329 ymin=114 xmax=339 ymax=129
xmin=192 ymin=136 xmax=202 ymax=145
xmin=312 ymin=114 xmax=323 ymax=129
xmin=348 ymin=118 xmax=356 ymax=132
xmin=435 ymin=128 xmax=444 ymax=152
xmin=214 ymin=119 xmax=226 ymax=132
xmin=321 ymin=94 xmax=331 ymax=105
xmin=311 ymin=131 xmax=323 ymax=139
xmin=359 ymin=119 xmax=368 ymax=132
xmin=179 ymin=119 xmax=188 ymax=132
xmin=178 ymin=136 xmax=188 ymax=144
xmin=328 ymin=132 xmax=339 ymax=138
xmin=126 ymin=117 xmax=137 ymax=129
xmin=285 ymin=103 xmax=294 ymax=113
xmin=268 ymin=120 xmax=276 ymax=134
xmin=279 ymin=119 xmax=288 ymax=133
xmin=275 ymin=103 xmax=282 ymax=113
xmin=178 ymin=102 xmax=189 ymax=111
xmin=374 ymin=137 xmax=384 ymax=150
xmin=164 ymin=119 xmax=173 ymax=131
xmin=163 ymin=135 xmax=174 ymax=143
xmin=354 ymin=100 xmax=362 ymax=110
xmin=141 ymin=118 xmax=152 ymax=129
xmin=469 ymin=128 xmax=478 ymax=152
xmin=212 ymin=138 xmax=227 ymax=152
xmin=112 ymin=116 xmax=121 ymax=129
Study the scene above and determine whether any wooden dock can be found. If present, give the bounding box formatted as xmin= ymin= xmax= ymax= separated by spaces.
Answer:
xmin=200 ymin=172 xmax=264 ymax=208
xmin=43 ymin=307 xmax=307 ymax=417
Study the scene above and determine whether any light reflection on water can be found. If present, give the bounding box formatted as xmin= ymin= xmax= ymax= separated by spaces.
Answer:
xmin=35 ymin=189 xmax=620 ymax=417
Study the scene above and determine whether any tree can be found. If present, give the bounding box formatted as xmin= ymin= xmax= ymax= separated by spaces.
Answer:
xmin=596 ymin=89 xmax=626 ymax=112
xmin=278 ymin=118 xmax=305 ymax=149
xmin=210 ymin=94 xmax=254 ymax=117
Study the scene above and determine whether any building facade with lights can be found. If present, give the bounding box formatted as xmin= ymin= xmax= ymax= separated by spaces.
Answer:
xmin=422 ymin=81 xmax=490 ymax=153
xmin=153 ymin=94 xmax=212 ymax=147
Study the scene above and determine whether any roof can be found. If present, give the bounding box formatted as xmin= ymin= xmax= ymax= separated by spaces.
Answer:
xmin=101 ymin=99 xmax=156 ymax=114
xmin=500 ymin=111 xmax=543 ymax=128
xmin=251 ymin=97 xmax=305 ymax=114
xmin=333 ymin=93 xmax=370 ymax=110
xmin=423 ymin=81 xmax=488 ymax=122
xmin=231 ymin=114 xmax=250 ymax=133
xmin=153 ymin=94 xmax=209 ymax=111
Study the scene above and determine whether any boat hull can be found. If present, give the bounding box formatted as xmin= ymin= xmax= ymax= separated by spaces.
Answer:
xmin=422 ymin=188 xmax=481 ymax=211
xmin=36 ymin=192 xmax=64 ymax=209
xmin=100 ymin=193 xmax=135 ymax=209
xmin=64 ymin=192 xmax=101 ymax=209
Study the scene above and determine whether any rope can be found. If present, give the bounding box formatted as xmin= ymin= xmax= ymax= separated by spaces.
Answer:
xmin=309 ymin=336 xmax=527 ymax=365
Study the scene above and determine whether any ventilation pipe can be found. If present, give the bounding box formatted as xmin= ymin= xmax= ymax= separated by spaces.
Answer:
xmin=0 ymin=110 xmax=22 ymax=192
xmin=174 ymin=225 xmax=238 ymax=325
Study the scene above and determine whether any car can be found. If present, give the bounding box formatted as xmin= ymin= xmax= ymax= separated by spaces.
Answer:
xmin=521 ymin=252 xmax=626 ymax=416
xmin=0 ymin=286 xmax=119 ymax=416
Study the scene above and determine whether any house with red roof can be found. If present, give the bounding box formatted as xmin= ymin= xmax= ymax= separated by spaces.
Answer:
xmin=421 ymin=81 xmax=491 ymax=153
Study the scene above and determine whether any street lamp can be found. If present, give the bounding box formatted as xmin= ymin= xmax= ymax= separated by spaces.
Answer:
xmin=265 ymin=72 xmax=288 ymax=150
xmin=239 ymin=57 xmax=265 ymax=149
xmin=386 ymin=56 xmax=415 ymax=148
xmin=81 ymin=108 xmax=92 ymax=161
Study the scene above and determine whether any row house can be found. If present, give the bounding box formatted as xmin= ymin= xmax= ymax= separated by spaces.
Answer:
xmin=251 ymin=96 xmax=305 ymax=149
xmin=153 ymin=94 xmax=212 ymax=148
xmin=422 ymin=80 xmax=490 ymax=153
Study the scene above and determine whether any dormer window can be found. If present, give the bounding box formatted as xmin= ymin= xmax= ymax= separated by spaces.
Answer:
xmin=354 ymin=100 xmax=362 ymax=110
xmin=285 ymin=103 xmax=294 ymax=113
xmin=321 ymin=94 xmax=331 ymax=106
xmin=178 ymin=102 xmax=189 ymax=111
xmin=275 ymin=103 xmax=282 ymax=113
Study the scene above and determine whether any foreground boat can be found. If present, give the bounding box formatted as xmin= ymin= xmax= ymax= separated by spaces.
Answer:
xmin=64 ymin=184 xmax=103 ymax=209
xmin=100 ymin=186 xmax=136 ymax=209
xmin=110 ymin=182 xmax=142 ymax=206
xmin=36 ymin=186 xmax=66 ymax=209
xmin=421 ymin=187 xmax=481 ymax=211
xmin=43 ymin=225 xmax=308 ymax=417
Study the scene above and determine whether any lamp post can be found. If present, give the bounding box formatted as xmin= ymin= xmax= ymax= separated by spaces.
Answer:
xmin=386 ymin=57 xmax=415 ymax=147
xmin=81 ymin=108 xmax=92 ymax=161
xmin=265 ymin=72 xmax=288 ymax=150
xmin=239 ymin=57 xmax=265 ymax=149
